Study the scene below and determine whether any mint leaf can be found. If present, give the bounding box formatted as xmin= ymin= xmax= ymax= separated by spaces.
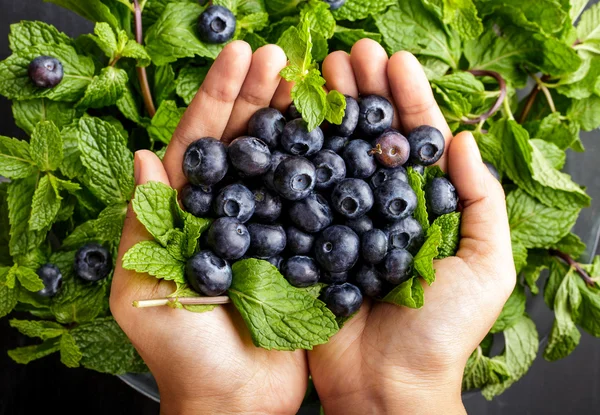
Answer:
xmin=147 ymin=100 xmax=186 ymax=144
xmin=153 ymin=64 xmax=176 ymax=106
xmin=12 ymin=98 xmax=76 ymax=136
xmin=530 ymin=139 xmax=565 ymax=170
xmin=122 ymin=241 xmax=186 ymax=284
xmin=476 ymin=0 xmax=567 ymax=36
xmin=422 ymin=0 xmax=483 ymax=40
xmin=300 ymin=0 xmax=336 ymax=39
xmin=432 ymin=212 xmax=460 ymax=259
xmin=577 ymin=2 xmax=600 ymax=43
xmin=462 ymin=346 xmax=510 ymax=391
xmin=557 ymin=56 xmax=600 ymax=100
xmin=9 ymin=319 xmax=66 ymax=339
xmin=59 ymin=124 xmax=85 ymax=179
xmin=491 ymin=285 xmax=527 ymax=333
xmin=44 ymin=0 xmax=120 ymax=30
xmin=14 ymin=266 xmax=45 ymax=292
xmin=228 ymin=259 xmax=339 ymax=350
xmin=78 ymin=117 xmax=135 ymax=205
xmin=381 ymin=277 xmax=425 ymax=309
xmin=181 ymin=214 xmax=211 ymax=258
xmin=531 ymin=112 xmax=581 ymax=151
xmin=567 ymin=94 xmax=600 ymax=131
xmin=95 ymin=203 xmax=127 ymax=249
xmin=277 ymin=25 xmax=313 ymax=71
xmin=77 ymin=66 xmax=129 ymax=109
xmin=0 ymin=135 xmax=36 ymax=179
xmin=29 ymin=174 xmax=61 ymax=231
xmin=8 ymin=337 xmax=61 ymax=364
xmin=238 ymin=13 xmax=270 ymax=33
xmin=572 ymin=269 xmax=600 ymax=337
xmin=332 ymin=26 xmax=382 ymax=49
xmin=175 ymin=64 xmax=209 ymax=105
xmin=167 ymin=284 xmax=217 ymax=313
xmin=414 ymin=224 xmax=442 ymax=285
xmin=131 ymin=182 xmax=181 ymax=246
xmin=9 ymin=21 xmax=73 ymax=51
xmin=30 ymin=120 xmax=63 ymax=172
xmin=121 ymin=40 xmax=152 ymax=67
xmin=551 ymin=232 xmax=587 ymax=259
xmin=332 ymin=0 xmax=395 ymax=21
xmin=291 ymin=70 xmax=327 ymax=131
xmin=116 ymin=83 xmax=143 ymax=124
xmin=60 ymin=332 xmax=83 ymax=368
xmin=7 ymin=176 xmax=47 ymax=257
xmin=91 ymin=22 xmax=118 ymax=59
xmin=0 ymin=283 xmax=19 ymax=318
xmin=325 ymin=90 xmax=346 ymax=126
xmin=407 ymin=167 xmax=429 ymax=232
xmin=512 ymin=241 xmax=528 ymax=275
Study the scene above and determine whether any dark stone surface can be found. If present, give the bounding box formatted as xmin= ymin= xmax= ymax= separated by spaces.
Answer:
xmin=0 ymin=1 xmax=599 ymax=414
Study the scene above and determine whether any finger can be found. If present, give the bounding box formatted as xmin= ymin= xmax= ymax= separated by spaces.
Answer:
xmin=163 ymin=41 xmax=252 ymax=191
xmin=448 ymin=132 xmax=514 ymax=285
xmin=222 ymin=44 xmax=288 ymax=142
xmin=350 ymin=39 xmax=400 ymax=128
xmin=387 ymin=51 xmax=452 ymax=171
xmin=322 ymin=51 xmax=359 ymax=98
xmin=270 ymin=78 xmax=294 ymax=113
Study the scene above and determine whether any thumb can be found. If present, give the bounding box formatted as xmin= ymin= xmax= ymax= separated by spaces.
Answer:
xmin=447 ymin=131 xmax=513 ymax=282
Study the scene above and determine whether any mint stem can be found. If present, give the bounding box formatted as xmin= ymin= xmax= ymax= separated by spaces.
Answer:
xmin=549 ymin=249 xmax=595 ymax=287
xmin=463 ymin=70 xmax=507 ymax=125
xmin=133 ymin=296 xmax=231 ymax=308
xmin=518 ymin=74 xmax=551 ymax=124
xmin=133 ymin=0 xmax=156 ymax=118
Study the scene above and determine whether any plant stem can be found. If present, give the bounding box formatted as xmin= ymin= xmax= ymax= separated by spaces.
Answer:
xmin=132 ymin=0 xmax=156 ymax=118
xmin=133 ymin=296 xmax=232 ymax=308
xmin=531 ymin=73 xmax=556 ymax=113
xmin=518 ymin=74 xmax=553 ymax=123
xmin=549 ymin=250 xmax=595 ymax=287
xmin=462 ymin=70 xmax=507 ymax=125
xmin=502 ymin=96 xmax=514 ymax=120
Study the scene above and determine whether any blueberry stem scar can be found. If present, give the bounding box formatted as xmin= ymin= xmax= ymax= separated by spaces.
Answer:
xmin=462 ymin=70 xmax=507 ymax=125
xmin=133 ymin=0 xmax=156 ymax=117
xmin=550 ymin=249 xmax=596 ymax=287
xmin=133 ymin=296 xmax=232 ymax=308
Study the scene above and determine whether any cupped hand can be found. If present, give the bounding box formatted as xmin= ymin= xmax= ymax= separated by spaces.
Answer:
xmin=303 ymin=39 xmax=516 ymax=414
xmin=110 ymin=42 xmax=308 ymax=415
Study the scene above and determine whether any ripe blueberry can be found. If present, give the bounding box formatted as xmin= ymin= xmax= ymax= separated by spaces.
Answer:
xmin=248 ymin=108 xmax=286 ymax=150
xmin=314 ymin=225 xmax=360 ymax=273
xmin=36 ymin=264 xmax=63 ymax=297
xmin=252 ymin=187 xmax=282 ymax=222
xmin=331 ymin=178 xmax=374 ymax=219
xmin=228 ymin=136 xmax=272 ymax=177
xmin=322 ymin=283 xmax=363 ymax=317
xmin=323 ymin=0 xmax=346 ymax=10
xmin=197 ymin=5 xmax=236 ymax=44
xmin=354 ymin=264 xmax=387 ymax=298
xmin=266 ymin=255 xmax=284 ymax=270
xmin=289 ymin=192 xmax=333 ymax=233
xmin=311 ymin=150 xmax=346 ymax=189
xmin=373 ymin=179 xmax=417 ymax=221
xmin=383 ymin=216 xmax=424 ymax=255
xmin=213 ymin=183 xmax=255 ymax=223
xmin=342 ymin=139 xmax=377 ymax=179
xmin=28 ymin=56 xmax=63 ymax=88
xmin=370 ymin=130 xmax=410 ymax=168
xmin=407 ymin=125 xmax=445 ymax=166
xmin=282 ymin=256 xmax=320 ymax=287
xmin=322 ymin=135 xmax=349 ymax=153
xmin=321 ymin=271 xmax=349 ymax=284
xmin=361 ymin=228 xmax=388 ymax=264
xmin=369 ymin=166 xmax=408 ymax=189
xmin=247 ymin=223 xmax=287 ymax=258
xmin=286 ymin=226 xmax=315 ymax=255
xmin=358 ymin=95 xmax=393 ymax=137
xmin=330 ymin=95 xmax=359 ymax=136
xmin=74 ymin=243 xmax=112 ymax=282
xmin=425 ymin=177 xmax=458 ymax=216
xmin=186 ymin=250 xmax=232 ymax=296
xmin=207 ymin=217 xmax=251 ymax=260
xmin=344 ymin=215 xmax=373 ymax=236
xmin=262 ymin=150 xmax=289 ymax=191
xmin=273 ymin=156 xmax=316 ymax=201
xmin=281 ymin=119 xmax=324 ymax=157
xmin=287 ymin=103 xmax=302 ymax=120
xmin=183 ymin=137 xmax=229 ymax=186
xmin=381 ymin=249 xmax=413 ymax=285
xmin=485 ymin=162 xmax=500 ymax=181
xmin=181 ymin=184 xmax=213 ymax=217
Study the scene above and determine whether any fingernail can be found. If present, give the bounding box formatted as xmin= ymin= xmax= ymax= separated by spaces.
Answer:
xmin=465 ymin=132 xmax=483 ymax=163
xmin=134 ymin=151 xmax=143 ymax=184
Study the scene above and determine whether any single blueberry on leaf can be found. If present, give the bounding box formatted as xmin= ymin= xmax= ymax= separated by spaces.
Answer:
xmin=74 ymin=243 xmax=112 ymax=282
xmin=28 ymin=56 xmax=63 ymax=88
xmin=36 ymin=264 xmax=63 ymax=297
xmin=197 ymin=5 xmax=236 ymax=44
xmin=186 ymin=250 xmax=232 ymax=296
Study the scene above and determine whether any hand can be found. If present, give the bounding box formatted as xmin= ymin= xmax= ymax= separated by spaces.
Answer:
xmin=306 ymin=39 xmax=516 ymax=415
xmin=110 ymin=42 xmax=308 ymax=415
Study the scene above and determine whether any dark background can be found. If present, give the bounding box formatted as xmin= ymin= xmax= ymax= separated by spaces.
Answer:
xmin=1 ymin=1 xmax=599 ymax=414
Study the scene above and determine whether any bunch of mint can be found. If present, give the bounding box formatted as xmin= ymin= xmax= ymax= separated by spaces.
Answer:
xmin=0 ymin=0 xmax=599 ymax=401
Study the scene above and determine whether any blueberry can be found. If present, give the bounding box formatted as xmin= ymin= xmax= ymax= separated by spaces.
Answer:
xmin=28 ymin=56 xmax=63 ymax=88
xmin=485 ymin=162 xmax=500 ymax=181
xmin=74 ymin=243 xmax=112 ymax=282
xmin=331 ymin=178 xmax=374 ymax=219
xmin=358 ymin=95 xmax=394 ymax=137
xmin=252 ymin=187 xmax=282 ymax=222
xmin=426 ymin=177 xmax=458 ymax=216
xmin=405 ymin=163 xmax=424 ymax=175
xmin=36 ymin=264 xmax=63 ymax=297
xmin=407 ymin=125 xmax=445 ymax=166
xmin=361 ymin=229 xmax=388 ymax=264
xmin=314 ymin=225 xmax=360 ymax=273
xmin=373 ymin=179 xmax=417 ymax=221
xmin=281 ymin=119 xmax=324 ymax=156
xmin=248 ymin=108 xmax=286 ymax=150
xmin=289 ymin=192 xmax=333 ymax=233
xmin=354 ymin=264 xmax=387 ymax=298
xmin=330 ymin=95 xmax=359 ymax=136
xmin=266 ymin=255 xmax=284 ymax=270
xmin=197 ymin=5 xmax=236 ymax=44
xmin=273 ymin=156 xmax=316 ymax=201
xmin=262 ymin=150 xmax=290 ymax=191
xmin=181 ymin=184 xmax=213 ymax=217
xmin=286 ymin=226 xmax=315 ymax=255
xmin=383 ymin=216 xmax=424 ymax=255
xmin=287 ymin=103 xmax=302 ymax=120
xmin=369 ymin=166 xmax=408 ymax=189
xmin=183 ymin=138 xmax=229 ymax=186
xmin=380 ymin=249 xmax=414 ymax=285
xmin=323 ymin=0 xmax=346 ymax=10
xmin=322 ymin=283 xmax=363 ymax=317
xmin=282 ymin=256 xmax=320 ymax=287
xmin=207 ymin=217 xmax=251 ymax=260
xmin=186 ymin=250 xmax=232 ymax=296
xmin=321 ymin=271 xmax=349 ymax=284
xmin=228 ymin=136 xmax=272 ymax=177
xmin=311 ymin=150 xmax=346 ymax=189
xmin=247 ymin=223 xmax=287 ymax=258
xmin=213 ymin=183 xmax=255 ymax=223
xmin=342 ymin=139 xmax=377 ymax=179
xmin=323 ymin=136 xmax=349 ymax=153
xmin=371 ymin=130 xmax=410 ymax=168
xmin=344 ymin=215 xmax=373 ymax=236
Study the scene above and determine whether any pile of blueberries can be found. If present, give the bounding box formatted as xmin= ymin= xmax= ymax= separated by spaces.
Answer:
xmin=182 ymin=94 xmax=458 ymax=318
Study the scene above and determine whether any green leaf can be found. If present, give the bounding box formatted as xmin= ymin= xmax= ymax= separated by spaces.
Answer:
xmin=572 ymin=274 xmax=600 ymax=337
xmin=512 ymin=241 xmax=528 ymax=274
xmin=7 ymin=176 xmax=47 ymax=257
xmin=491 ymin=285 xmax=527 ymax=333
xmin=242 ymin=32 xmax=269 ymax=51
xmin=175 ymin=64 xmax=210 ymax=105
xmin=9 ymin=319 xmax=66 ymax=339
xmin=291 ymin=70 xmax=328 ymax=131
xmin=181 ymin=214 xmax=211 ymax=258
xmin=557 ymin=56 xmax=600 ymax=99
xmin=414 ymin=224 xmax=442 ymax=285
xmin=0 ymin=283 xmax=19 ymax=318
xmin=153 ymin=64 xmax=176 ymax=106
xmin=577 ymin=1 xmax=600 ymax=42
xmin=122 ymin=241 xmax=186 ymax=284
xmin=167 ymin=284 xmax=217 ymax=313
xmin=43 ymin=0 xmax=120 ymax=30
xmin=143 ymin=0 xmax=197 ymax=29
xmin=325 ymin=90 xmax=347 ymax=126
xmin=91 ymin=22 xmax=118 ymax=59
xmin=228 ymin=259 xmax=339 ymax=350
xmin=29 ymin=174 xmax=62 ymax=231
xmin=214 ymin=0 xmax=239 ymax=13
xmin=131 ymin=181 xmax=180 ymax=246
xmin=0 ymin=135 xmax=37 ymax=179
xmin=238 ymin=13 xmax=270 ymax=33
xmin=15 ymin=266 xmax=45 ymax=292
xmin=531 ymin=112 xmax=581 ymax=151
xmin=567 ymin=94 xmax=600 ymax=131
xmin=531 ymin=137 xmax=566 ymax=170
xmin=78 ymin=116 xmax=135 ymax=205
xmin=76 ymin=66 xmax=129 ymax=109
xmin=8 ymin=337 xmax=61 ymax=364
xmin=407 ymin=168 xmax=429 ymax=232
xmin=300 ymin=0 xmax=336 ymax=39
xmin=332 ymin=26 xmax=382 ymax=49
xmin=30 ymin=120 xmax=63 ymax=172
xmin=95 ymin=203 xmax=127 ymax=248
xmin=476 ymin=0 xmax=567 ymax=36
xmin=462 ymin=346 xmax=510 ymax=391
xmin=59 ymin=124 xmax=85 ymax=179
xmin=71 ymin=317 xmax=147 ymax=374
xmin=551 ymin=232 xmax=587 ymax=259
xmin=121 ymin=40 xmax=151 ymax=67
xmin=116 ymin=83 xmax=143 ymax=124
xmin=381 ymin=277 xmax=425 ymax=309
xmin=9 ymin=21 xmax=73 ymax=51
xmin=422 ymin=0 xmax=483 ymax=40
xmin=147 ymin=100 xmax=186 ymax=144
xmin=12 ymin=98 xmax=76 ymax=136
xmin=60 ymin=332 xmax=83 ymax=368
xmin=432 ymin=212 xmax=461 ymax=259
xmin=277 ymin=25 xmax=313 ymax=71
xmin=332 ymin=0 xmax=395 ymax=21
